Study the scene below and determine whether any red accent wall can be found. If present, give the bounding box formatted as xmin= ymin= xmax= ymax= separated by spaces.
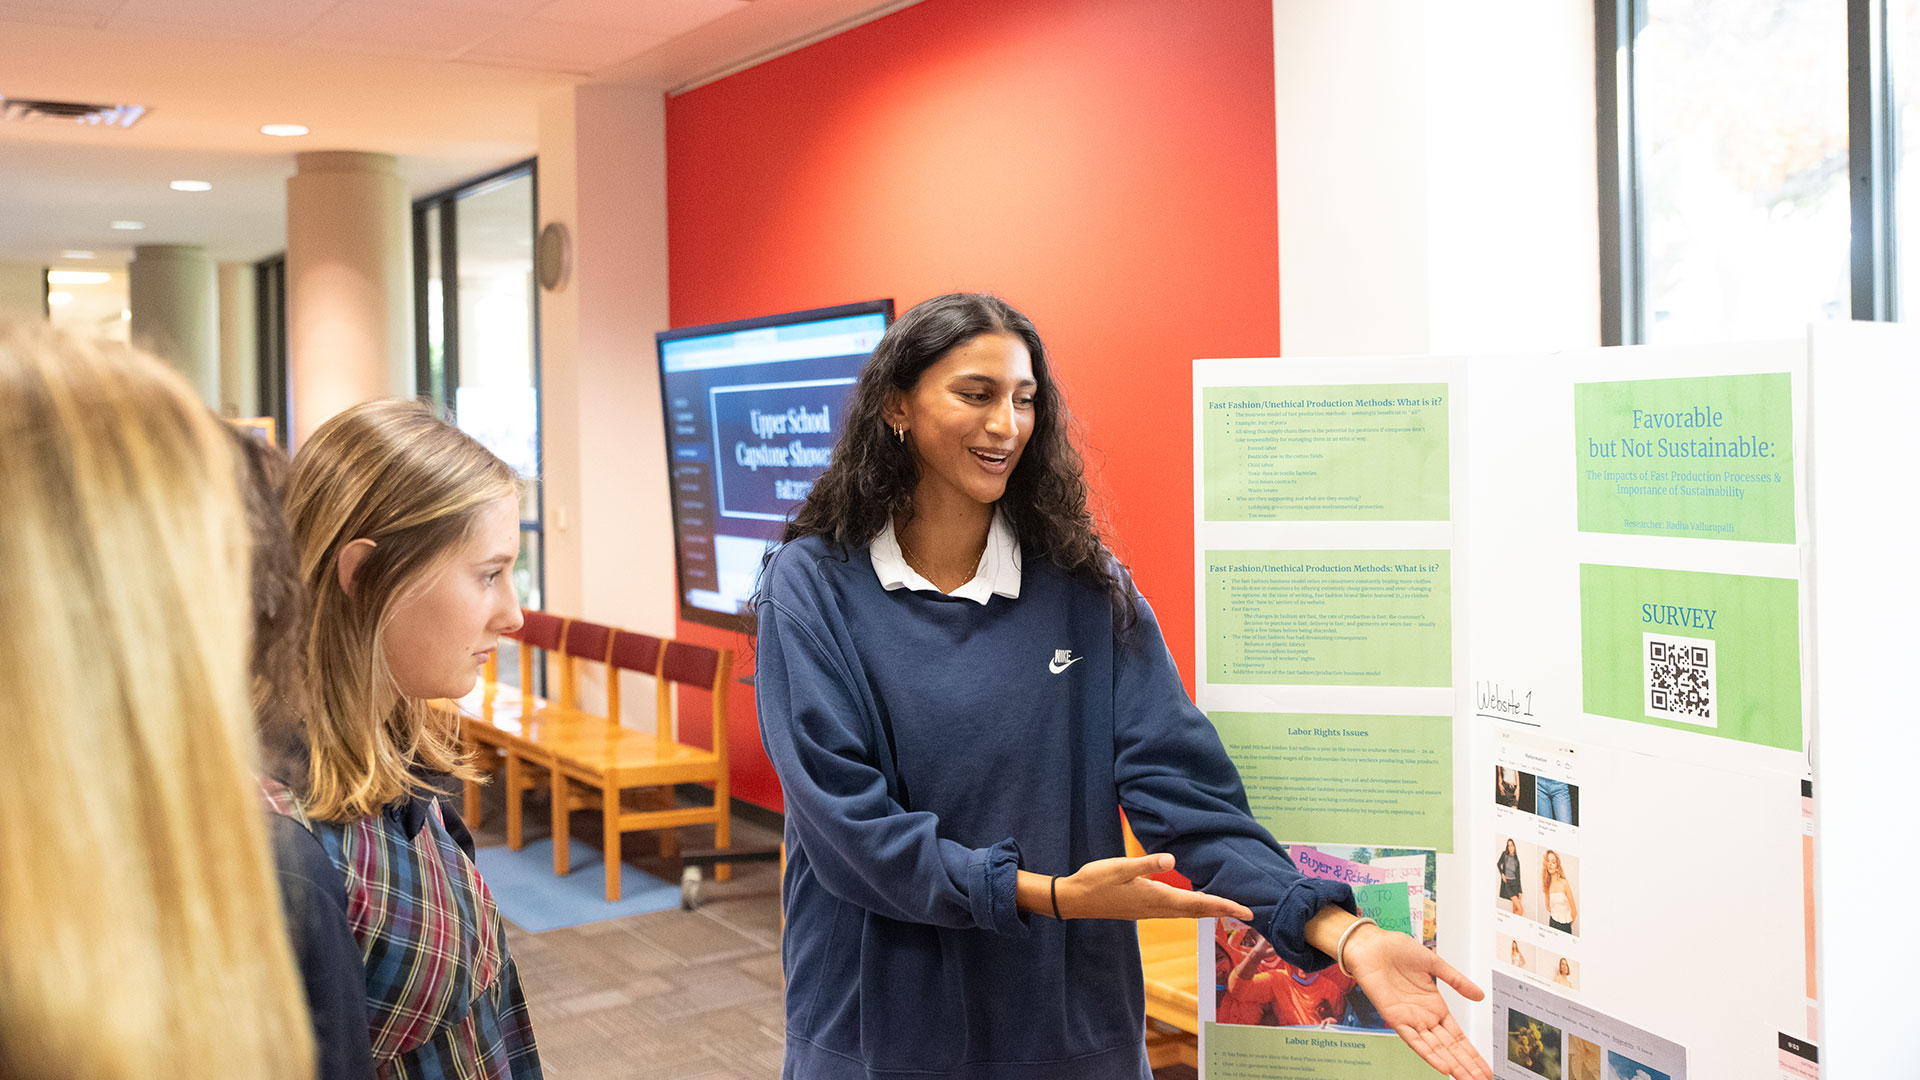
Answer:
xmin=666 ymin=0 xmax=1279 ymax=811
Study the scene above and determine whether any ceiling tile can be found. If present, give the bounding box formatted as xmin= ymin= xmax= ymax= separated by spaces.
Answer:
xmin=459 ymin=18 xmax=664 ymax=74
xmin=298 ymin=2 xmax=497 ymax=58
xmin=528 ymin=0 xmax=746 ymax=36
xmin=105 ymin=0 xmax=334 ymax=41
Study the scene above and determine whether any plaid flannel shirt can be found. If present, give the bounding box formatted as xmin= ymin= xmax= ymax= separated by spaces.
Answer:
xmin=265 ymin=779 xmax=543 ymax=1080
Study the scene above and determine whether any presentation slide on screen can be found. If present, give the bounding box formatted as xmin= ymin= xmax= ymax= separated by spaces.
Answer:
xmin=659 ymin=312 xmax=884 ymax=618
xmin=1194 ymin=341 xmax=1819 ymax=1079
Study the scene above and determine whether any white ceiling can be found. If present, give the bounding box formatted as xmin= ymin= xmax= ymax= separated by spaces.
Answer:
xmin=0 ymin=0 xmax=913 ymax=265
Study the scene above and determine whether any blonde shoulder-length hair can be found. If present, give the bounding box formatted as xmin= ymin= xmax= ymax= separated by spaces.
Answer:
xmin=0 ymin=320 xmax=313 ymax=1079
xmin=286 ymin=398 xmax=519 ymax=822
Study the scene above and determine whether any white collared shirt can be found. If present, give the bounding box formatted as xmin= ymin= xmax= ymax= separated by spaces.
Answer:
xmin=870 ymin=510 xmax=1022 ymax=603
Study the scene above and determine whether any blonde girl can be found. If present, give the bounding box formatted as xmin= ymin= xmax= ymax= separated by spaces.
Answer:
xmin=0 ymin=320 xmax=314 ymax=1079
xmin=279 ymin=399 xmax=540 ymax=1079
xmin=1542 ymin=849 xmax=1578 ymax=935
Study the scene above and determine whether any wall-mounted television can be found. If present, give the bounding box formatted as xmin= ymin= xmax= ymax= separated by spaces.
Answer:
xmin=656 ymin=299 xmax=893 ymax=631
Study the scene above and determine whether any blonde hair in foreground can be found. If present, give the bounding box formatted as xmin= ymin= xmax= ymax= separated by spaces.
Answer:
xmin=287 ymin=398 xmax=518 ymax=822
xmin=0 ymin=320 xmax=314 ymax=1080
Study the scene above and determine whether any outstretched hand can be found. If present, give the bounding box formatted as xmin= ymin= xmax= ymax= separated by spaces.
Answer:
xmin=1056 ymin=854 xmax=1254 ymax=922
xmin=1344 ymin=928 xmax=1491 ymax=1080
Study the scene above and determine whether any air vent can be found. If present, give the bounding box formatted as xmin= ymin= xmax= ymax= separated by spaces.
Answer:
xmin=1 ymin=97 xmax=147 ymax=128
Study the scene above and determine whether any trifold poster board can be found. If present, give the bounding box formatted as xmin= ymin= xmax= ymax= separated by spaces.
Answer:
xmin=1189 ymin=332 xmax=1872 ymax=1080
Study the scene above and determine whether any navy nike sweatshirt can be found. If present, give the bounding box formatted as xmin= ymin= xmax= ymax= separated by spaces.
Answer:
xmin=755 ymin=535 xmax=1354 ymax=1080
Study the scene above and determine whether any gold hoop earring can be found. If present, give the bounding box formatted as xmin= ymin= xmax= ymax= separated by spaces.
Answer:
xmin=893 ymin=426 xmax=906 ymax=443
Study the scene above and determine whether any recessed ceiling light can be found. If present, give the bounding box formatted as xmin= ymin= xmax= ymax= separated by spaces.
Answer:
xmin=260 ymin=123 xmax=309 ymax=137
xmin=169 ymin=180 xmax=212 ymax=192
xmin=121 ymin=309 xmax=131 ymax=321
xmin=48 ymin=271 xmax=111 ymax=285
xmin=111 ymin=220 xmax=144 ymax=230
xmin=61 ymin=249 xmax=97 ymax=259
xmin=47 ymin=291 xmax=73 ymax=306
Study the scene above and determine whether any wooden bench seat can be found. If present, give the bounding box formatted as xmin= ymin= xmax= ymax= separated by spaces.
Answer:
xmin=456 ymin=609 xmax=566 ymax=830
xmin=447 ymin=611 xmax=736 ymax=903
xmin=550 ymin=637 xmax=732 ymax=900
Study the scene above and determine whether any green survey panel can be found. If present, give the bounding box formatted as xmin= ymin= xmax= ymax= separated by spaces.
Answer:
xmin=1573 ymin=372 xmax=1795 ymax=543
xmin=1578 ymin=562 xmax=1802 ymax=750
xmin=1202 ymin=384 xmax=1448 ymax=521
xmin=1205 ymin=550 xmax=1451 ymax=686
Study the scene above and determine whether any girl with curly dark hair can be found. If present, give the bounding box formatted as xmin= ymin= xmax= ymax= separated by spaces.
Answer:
xmin=756 ymin=293 xmax=1487 ymax=1080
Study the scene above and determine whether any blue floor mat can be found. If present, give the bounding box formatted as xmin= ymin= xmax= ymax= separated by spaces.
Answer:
xmin=473 ymin=838 xmax=681 ymax=932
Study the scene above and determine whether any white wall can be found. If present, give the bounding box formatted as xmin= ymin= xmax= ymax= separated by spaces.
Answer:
xmin=1274 ymin=0 xmax=1601 ymax=356
xmin=1274 ymin=2 xmax=1433 ymax=355
xmin=536 ymin=83 xmax=678 ymax=724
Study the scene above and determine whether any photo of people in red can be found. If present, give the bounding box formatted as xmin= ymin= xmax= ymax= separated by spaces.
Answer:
xmin=1214 ymin=918 xmax=1375 ymax=1029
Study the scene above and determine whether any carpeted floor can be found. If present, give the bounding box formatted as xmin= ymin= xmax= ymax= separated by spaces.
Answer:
xmin=459 ymin=776 xmax=1198 ymax=1079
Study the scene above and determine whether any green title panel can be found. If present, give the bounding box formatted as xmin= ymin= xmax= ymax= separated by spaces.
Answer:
xmin=1206 ymin=551 xmax=1451 ymax=686
xmin=1203 ymin=384 xmax=1449 ymax=521
xmin=1210 ymin=713 xmax=1453 ymax=851
xmin=1206 ymin=1023 xmax=1430 ymax=1079
xmin=1573 ymin=373 xmax=1795 ymax=543
xmin=1579 ymin=563 xmax=1802 ymax=750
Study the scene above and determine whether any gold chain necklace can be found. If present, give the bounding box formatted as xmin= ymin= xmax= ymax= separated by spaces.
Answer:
xmin=897 ymin=527 xmax=989 ymax=589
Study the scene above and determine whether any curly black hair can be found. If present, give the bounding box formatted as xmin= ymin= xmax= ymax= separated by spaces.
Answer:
xmin=780 ymin=292 xmax=1137 ymax=635
xmin=227 ymin=426 xmax=314 ymax=790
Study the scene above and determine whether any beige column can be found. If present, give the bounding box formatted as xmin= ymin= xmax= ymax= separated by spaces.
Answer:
xmin=127 ymin=244 xmax=218 ymax=405
xmin=0 ymin=260 xmax=45 ymax=320
xmin=217 ymin=262 xmax=259 ymax=418
xmin=286 ymin=150 xmax=413 ymax=446
xmin=536 ymin=85 xmax=675 ymax=643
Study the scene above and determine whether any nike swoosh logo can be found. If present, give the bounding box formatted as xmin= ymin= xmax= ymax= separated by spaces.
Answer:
xmin=1048 ymin=656 xmax=1083 ymax=674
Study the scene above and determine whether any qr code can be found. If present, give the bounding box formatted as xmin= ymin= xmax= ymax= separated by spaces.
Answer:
xmin=1645 ymin=632 xmax=1716 ymax=727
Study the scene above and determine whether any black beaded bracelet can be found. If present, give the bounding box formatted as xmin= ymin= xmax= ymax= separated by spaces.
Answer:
xmin=1050 ymin=875 xmax=1062 ymax=920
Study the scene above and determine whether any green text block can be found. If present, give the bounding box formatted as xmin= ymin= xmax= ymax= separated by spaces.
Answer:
xmin=1203 ymin=384 xmax=1449 ymax=521
xmin=1579 ymin=563 xmax=1802 ymax=750
xmin=1211 ymin=713 xmax=1453 ymax=851
xmin=1574 ymin=373 xmax=1795 ymax=543
xmin=1206 ymin=551 xmax=1451 ymax=686
xmin=1206 ymin=1023 xmax=1430 ymax=1079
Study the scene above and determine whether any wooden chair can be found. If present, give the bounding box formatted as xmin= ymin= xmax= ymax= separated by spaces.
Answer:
xmin=607 ymin=629 xmax=680 ymax=857
xmin=538 ymin=628 xmax=678 ymax=870
xmin=604 ymin=628 xmax=664 ymax=723
xmin=460 ymin=609 xmax=565 ymax=828
xmin=546 ymin=638 xmax=734 ymax=901
xmin=503 ymin=618 xmax=614 ymax=850
xmin=555 ymin=617 xmax=615 ymax=711
xmin=481 ymin=608 xmax=566 ymax=700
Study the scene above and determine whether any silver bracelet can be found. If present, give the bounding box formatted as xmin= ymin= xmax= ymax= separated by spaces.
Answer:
xmin=1334 ymin=915 xmax=1378 ymax=978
